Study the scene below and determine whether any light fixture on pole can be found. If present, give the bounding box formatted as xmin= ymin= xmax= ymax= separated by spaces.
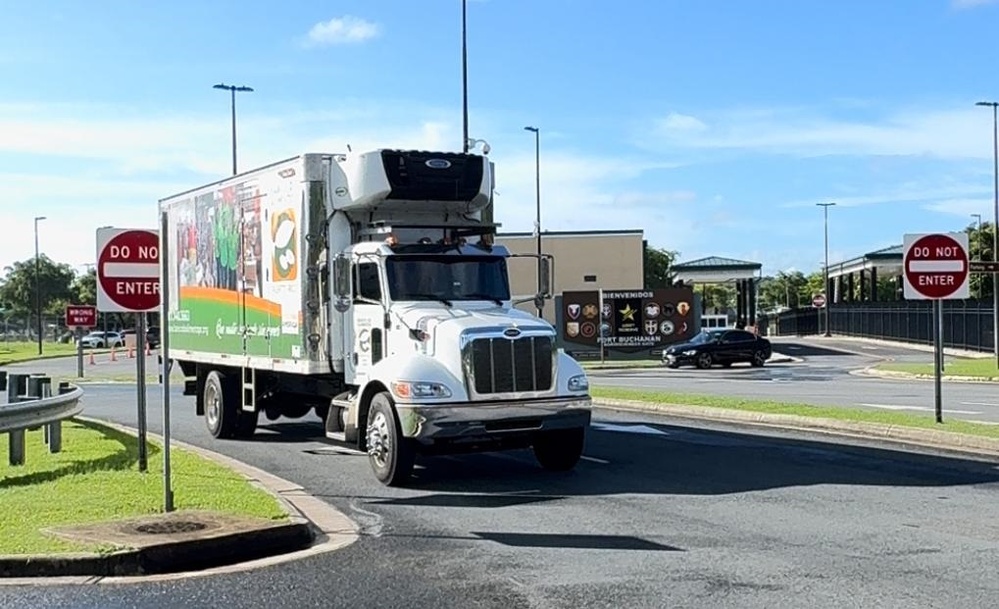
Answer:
xmin=977 ymin=100 xmax=999 ymax=364
xmin=524 ymin=126 xmax=542 ymax=318
xmin=817 ymin=202 xmax=835 ymax=337
xmin=213 ymin=83 xmax=253 ymax=175
xmin=34 ymin=216 xmax=46 ymax=355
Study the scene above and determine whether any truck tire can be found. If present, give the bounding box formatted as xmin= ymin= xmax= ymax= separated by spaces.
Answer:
xmin=204 ymin=370 xmax=239 ymax=439
xmin=365 ymin=392 xmax=415 ymax=487
xmin=533 ymin=427 xmax=586 ymax=472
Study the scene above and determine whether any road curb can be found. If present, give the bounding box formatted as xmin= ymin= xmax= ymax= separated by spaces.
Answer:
xmin=852 ymin=366 xmax=999 ymax=385
xmin=593 ymin=398 xmax=999 ymax=460
xmin=583 ymin=352 xmax=799 ymax=371
xmin=0 ymin=416 xmax=360 ymax=584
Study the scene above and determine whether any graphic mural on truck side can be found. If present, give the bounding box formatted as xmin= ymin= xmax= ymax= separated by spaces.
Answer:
xmin=562 ymin=288 xmax=696 ymax=353
xmin=163 ymin=159 xmax=307 ymax=359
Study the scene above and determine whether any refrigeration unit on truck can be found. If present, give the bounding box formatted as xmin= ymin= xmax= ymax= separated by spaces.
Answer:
xmin=159 ymin=148 xmax=593 ymax=485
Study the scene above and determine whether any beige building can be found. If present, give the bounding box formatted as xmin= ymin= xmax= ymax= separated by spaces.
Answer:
xmin=495 ymin=229 xmax=645 ymax=324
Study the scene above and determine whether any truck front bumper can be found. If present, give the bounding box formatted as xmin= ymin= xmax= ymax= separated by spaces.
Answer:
xmin=395 ymin=396 xmax=592 ymax=442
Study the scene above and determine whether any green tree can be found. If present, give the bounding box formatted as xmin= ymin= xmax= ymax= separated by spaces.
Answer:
xmin=966 ymin=220 xmax=996 ymax=300
xmin=758 ymin=270 xmax=810 ymax=309
xmin=644 ymin=245 xmax=679 ymax=289
xmin=0 ymin=255 xmax=77 ymax=318
xmin=72 ymin=268 xmax=97 ymax=304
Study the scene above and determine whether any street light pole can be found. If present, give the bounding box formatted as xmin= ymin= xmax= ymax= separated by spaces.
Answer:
xmin=524 ymin=126 xmax=542 ymax=318
xmin=972 ymin=213 xmax=983 ymax=299
xmin=214 ymin=83 xmax=253 ymax=175
xmin=817 ymin=202 xmax=835 ymax=337
xmin=461 ymin=0 xmax=469 ymax=153
xmin=34 ymin=216 xmax=46 ymax=355
xmin=976 ymin=101 xmax=999 ymax=364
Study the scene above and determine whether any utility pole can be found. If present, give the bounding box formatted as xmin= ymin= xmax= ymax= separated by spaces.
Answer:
xmin=34 ymin=216 xmax=46 ymax=355
xmin=973 ymin=212 xmax=983 ymax=300
xmin=461 ymin=0 xmax=469 ymax=153
xmin=976 ymin=101 xmax=999 ymax=364
xmin=524 ymin=126 xmax=542 ymax=317
xmin=817 ymin=202 xmax=835 ymax=337
xmin=214 ymin=83 xmax=254 ymax=175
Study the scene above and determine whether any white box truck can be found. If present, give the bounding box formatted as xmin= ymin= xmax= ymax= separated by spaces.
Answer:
xmin=159 ymin=149 xmax=593 ymax=485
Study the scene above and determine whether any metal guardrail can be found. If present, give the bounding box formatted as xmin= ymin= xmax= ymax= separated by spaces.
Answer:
xmin=0 ymin=370 xmax=84 ymax=466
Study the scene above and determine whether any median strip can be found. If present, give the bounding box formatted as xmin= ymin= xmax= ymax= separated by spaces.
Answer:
xmin=0 ymin=417 xmax=310 ymax=577
xmin=590 ymin=386 xmax=999 ymax=457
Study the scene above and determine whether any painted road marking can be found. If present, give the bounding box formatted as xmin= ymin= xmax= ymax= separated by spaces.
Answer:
xmin=961 ymin=401 xmax=999 ymax=407
xmin=859 ymin=403 xmax=982 ymax=415
xmin=592 ymin=423 xmax=670 ymax=436
xmin=580 ymin=455 xmax=611 ymax=464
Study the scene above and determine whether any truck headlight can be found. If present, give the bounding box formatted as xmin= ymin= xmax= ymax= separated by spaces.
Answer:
xmin=567 ymin=374 xmax=589 ymax=392
xmin=391 ymin=381 xmax=452 ymax=399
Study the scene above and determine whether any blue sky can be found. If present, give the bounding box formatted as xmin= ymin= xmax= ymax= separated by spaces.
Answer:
xmin=2 ymin=0 xmax=999 ymax=277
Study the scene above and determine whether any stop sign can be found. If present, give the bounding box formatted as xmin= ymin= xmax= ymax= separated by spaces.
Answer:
xmin=903 ymin=232 xmax=970 ymax=300
xmin=812 ymin=294 xmax=826 ymax=308
xmin=96 ymin=228 xmax=161 ymax=312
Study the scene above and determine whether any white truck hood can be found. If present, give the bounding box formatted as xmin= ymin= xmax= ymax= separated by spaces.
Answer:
xmin=393 ymin=302 xmax=553 ymax=342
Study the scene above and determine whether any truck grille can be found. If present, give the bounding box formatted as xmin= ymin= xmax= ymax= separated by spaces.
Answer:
xmin=469 ymin=336 xmax=554 ymax=395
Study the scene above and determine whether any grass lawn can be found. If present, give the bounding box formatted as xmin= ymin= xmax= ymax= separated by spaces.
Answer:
xmin=0 ymin=418 xmax=286 ymax=555
xmin=874 ymin=358 xmax=999 ymax=379
xmin=590 ymin=386 xmax=999 ymax=440
xmin=0 ymin=341 xmax=105 ymax=366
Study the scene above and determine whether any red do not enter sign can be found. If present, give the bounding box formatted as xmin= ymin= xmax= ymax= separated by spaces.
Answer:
xmin=96 ymin=229 xmax=160 ymax=312
xmin=903 ymin=232 xmax=970 ymax=300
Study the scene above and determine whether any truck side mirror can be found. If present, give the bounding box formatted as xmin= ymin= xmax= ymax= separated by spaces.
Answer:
xmin=332 ymin=255 xmax=352 ymax=313
xmin=539 ymin=256 xmax=553 ymax=299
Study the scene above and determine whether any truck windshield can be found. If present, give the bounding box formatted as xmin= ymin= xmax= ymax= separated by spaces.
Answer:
xmin=385 ymin=255 xmax=511 ymax=303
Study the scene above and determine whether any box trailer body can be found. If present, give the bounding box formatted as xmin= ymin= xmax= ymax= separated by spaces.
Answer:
xmin=159 ymin=149 xmax=593 ymax=485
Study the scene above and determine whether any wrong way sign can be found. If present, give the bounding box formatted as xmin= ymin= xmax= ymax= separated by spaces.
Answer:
xmin=96 ymin=227 xmax=161 ymax=312
xmin=903 ymin=232 xmax=970 ymax=300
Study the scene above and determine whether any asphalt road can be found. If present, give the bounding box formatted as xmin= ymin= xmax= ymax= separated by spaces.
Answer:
xmin=589 ymin=337 xmax=999 ymax=424
xmin=6 ymin=383 xmax=999 ymax=607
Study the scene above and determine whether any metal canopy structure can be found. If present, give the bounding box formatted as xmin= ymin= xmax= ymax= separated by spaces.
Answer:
xmin=826 ymin=244 xmax=903 ymax=280
xmin=672 ymin=256 xmax=763 ymax=284
xmin=672 ymin=256 xmax=763 ymax=327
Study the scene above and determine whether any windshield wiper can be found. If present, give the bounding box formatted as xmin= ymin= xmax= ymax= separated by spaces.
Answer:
xmin=463 ymin=293 xmax=504 ymax=306
xmin=407 ymin=293 xmax=452 ymax=307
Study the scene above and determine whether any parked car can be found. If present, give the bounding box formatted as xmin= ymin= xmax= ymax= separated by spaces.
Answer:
xmin=78 ymin=331 xmax=124 ymax=349
xmin=119 ymin=327 xmax=160 ymax=349
xmin=662 ymin=328 xmax=772 ymax=369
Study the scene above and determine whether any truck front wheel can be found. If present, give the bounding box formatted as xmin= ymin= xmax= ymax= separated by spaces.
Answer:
xmin=365 ymin=392 xmax=416 ymax=487
xmin=204 ymin=370 xmax=239 ymax=439
xmin=533 ymin=427 xmax=586 ymax=472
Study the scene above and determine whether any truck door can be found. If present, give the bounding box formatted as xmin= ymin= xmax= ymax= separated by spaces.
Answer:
xmin=350 ymin=258 xmax=385 ymax=385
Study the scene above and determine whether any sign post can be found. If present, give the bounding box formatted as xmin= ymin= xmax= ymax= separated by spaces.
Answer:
xmin=159 ymin=211 xmax=174 ymax=512
xmin=902 ymin=232 xmax=970 ymax=423
xmin=65 ymin=305 xmax=97 ymax=378
xmin=96 ymin=227 xmax=160 ymax=472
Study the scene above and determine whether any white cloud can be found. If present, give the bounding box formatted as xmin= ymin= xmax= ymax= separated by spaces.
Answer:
xmin=0 ymin=101 xmax=684 ymax=272
xmin=780 ymin=183 xmax=991 ymax=209
xmin=651 ymin=105 xmax=999 ymax=160
xmin=952 ymin=0 xmax=999 ymax=8
xmin=304 ymin=16 xmax=380 ymax=47
xmin=922 ymin=198 xmax=994 ymax=217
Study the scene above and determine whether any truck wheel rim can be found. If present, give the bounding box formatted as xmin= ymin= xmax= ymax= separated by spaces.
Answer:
xmin=206 ymin=384 xmax=220 ymax=430
xmin=367 ymin=411 xmax=391 ymax=468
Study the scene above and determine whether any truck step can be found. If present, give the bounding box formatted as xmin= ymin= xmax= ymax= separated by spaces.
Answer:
xmin=325 ymin=431 xmax=347 ymax=443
